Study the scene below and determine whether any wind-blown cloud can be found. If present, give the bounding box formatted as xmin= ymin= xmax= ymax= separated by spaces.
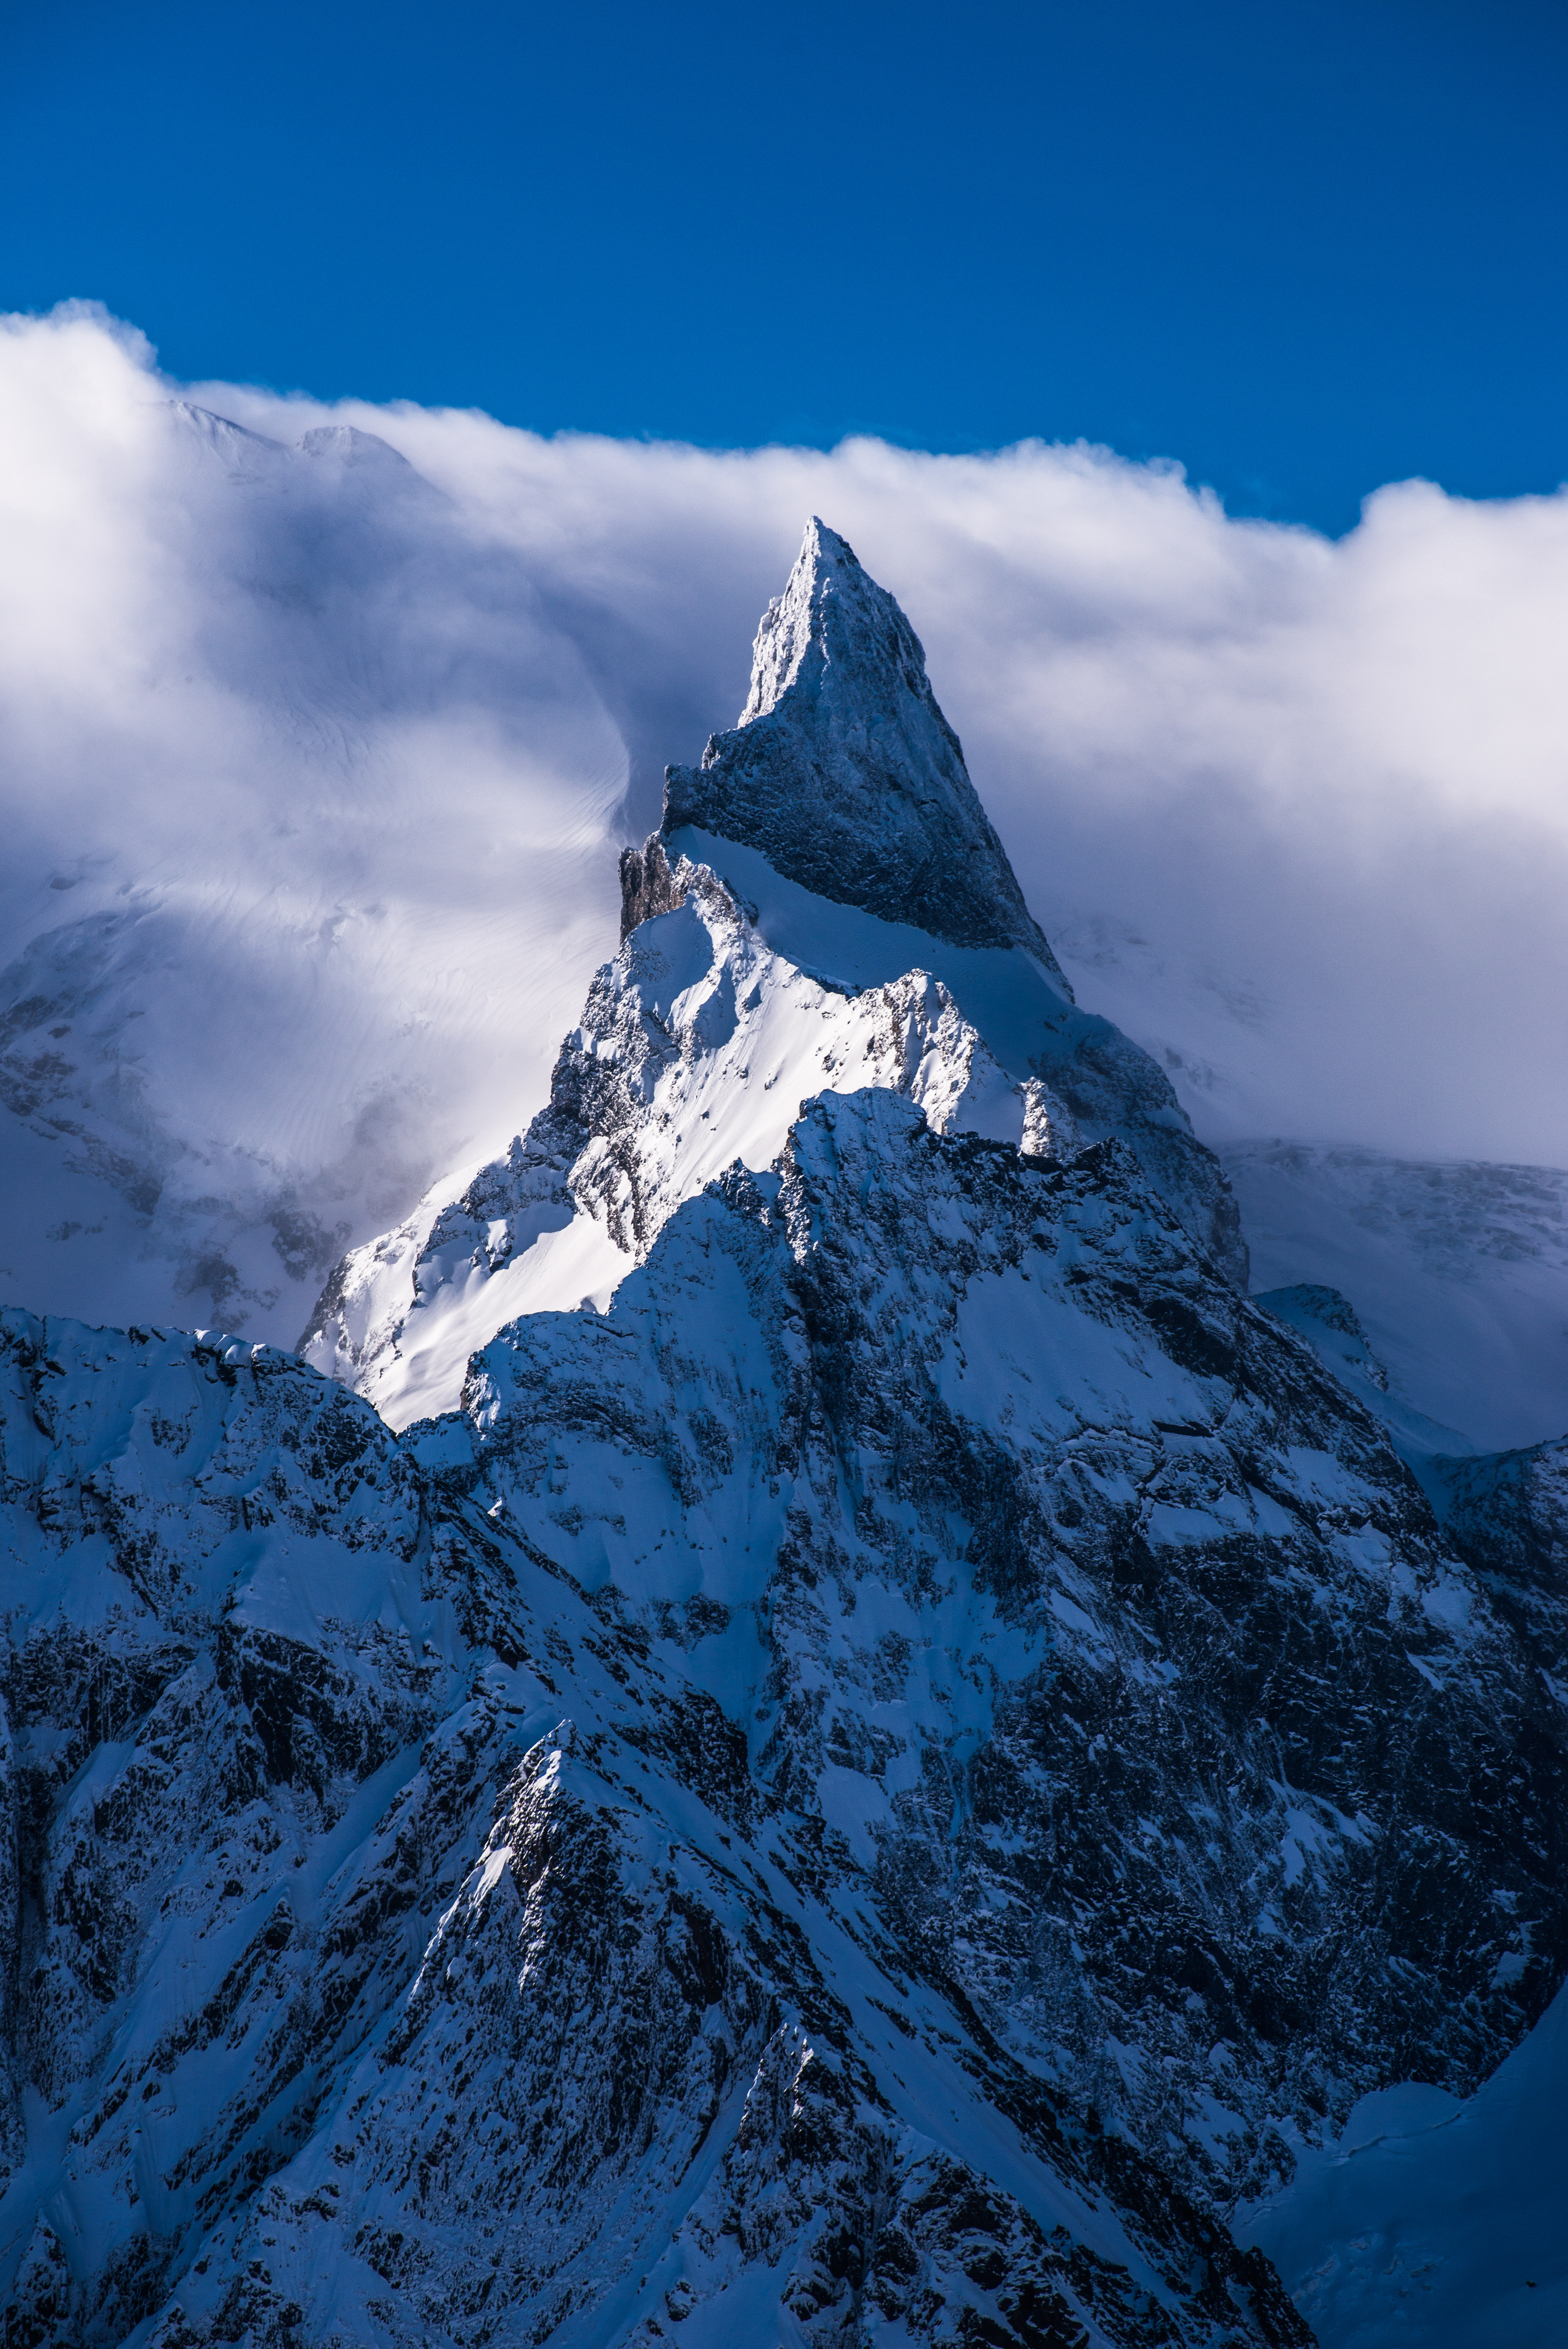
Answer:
xmin=0 ymin=307 xmax=627 ymax=1335
xmin=5 ymin=301 xmax=1568 ymax=1340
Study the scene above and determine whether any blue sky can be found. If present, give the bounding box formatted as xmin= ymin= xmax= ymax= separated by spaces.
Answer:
xmin=3 ymin=0 xmax=1566 ymax=531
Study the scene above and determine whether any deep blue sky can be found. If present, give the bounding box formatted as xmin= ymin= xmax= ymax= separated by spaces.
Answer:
xmin=3 ymin=0 xmax=1565 ymax=532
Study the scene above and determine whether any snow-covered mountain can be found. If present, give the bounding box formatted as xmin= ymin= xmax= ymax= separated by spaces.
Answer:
xmin=10 ymin=368 xmax=1568 ymax=1489
xmin=0 ymin=523 xmax=1564 ymax=2349
xmin=304 ymin=524 xmax=1243 ymax=1429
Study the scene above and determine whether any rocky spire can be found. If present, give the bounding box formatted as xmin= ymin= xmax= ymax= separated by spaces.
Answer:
xmin=662 ymin=519 xmax=1071 ymax=983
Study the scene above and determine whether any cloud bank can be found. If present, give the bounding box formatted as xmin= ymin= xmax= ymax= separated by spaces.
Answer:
xmin=5 ymin=301 xmax=1568 ymax=1338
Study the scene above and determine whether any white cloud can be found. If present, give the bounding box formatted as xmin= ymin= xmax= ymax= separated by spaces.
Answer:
xmin=4 ymin=302 xmax=1568 ymax=1337
xmin=0 ymin=307 xmax=627 ymax=1335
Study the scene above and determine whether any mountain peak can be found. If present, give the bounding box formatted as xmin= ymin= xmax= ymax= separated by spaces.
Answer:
xmin=736 ymin=516 xmax=885 ymax=725
xmin=663 ymin=520 xmax=1069 ymax=975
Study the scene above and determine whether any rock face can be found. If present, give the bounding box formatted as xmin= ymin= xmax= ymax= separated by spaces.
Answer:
xmin=305 ymin=527 xmax=1244 ymax=1429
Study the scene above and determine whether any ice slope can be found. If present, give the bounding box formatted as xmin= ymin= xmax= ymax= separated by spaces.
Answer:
xmin=308 ymin=524 xmax=1244 ymax=1429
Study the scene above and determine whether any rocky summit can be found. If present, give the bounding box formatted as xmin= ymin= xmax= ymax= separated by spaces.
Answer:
xmin=0 ymin=525 xmax=1563 ymax=2348
xmin=661 ymin=520 xmax=1065 ymax=970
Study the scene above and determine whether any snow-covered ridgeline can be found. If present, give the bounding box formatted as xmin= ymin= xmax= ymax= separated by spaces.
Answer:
xmin=304 ymin=850 xmax=1078 ymax=1429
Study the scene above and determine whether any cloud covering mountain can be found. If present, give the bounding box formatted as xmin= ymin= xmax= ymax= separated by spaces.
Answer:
xmin=5 ymin=299 xmax=1568 ymax=1342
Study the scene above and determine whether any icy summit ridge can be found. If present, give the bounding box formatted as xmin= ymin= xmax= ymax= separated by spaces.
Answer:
xmin=659 ymin=519 xmax=1070 ymax=973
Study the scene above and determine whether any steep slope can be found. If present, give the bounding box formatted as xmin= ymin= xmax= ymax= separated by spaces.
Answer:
xmin=307 ymin=525 xmax=1244 ymax=1428
xmin=2 ymin=1078 xmax=1563 ymax=2346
